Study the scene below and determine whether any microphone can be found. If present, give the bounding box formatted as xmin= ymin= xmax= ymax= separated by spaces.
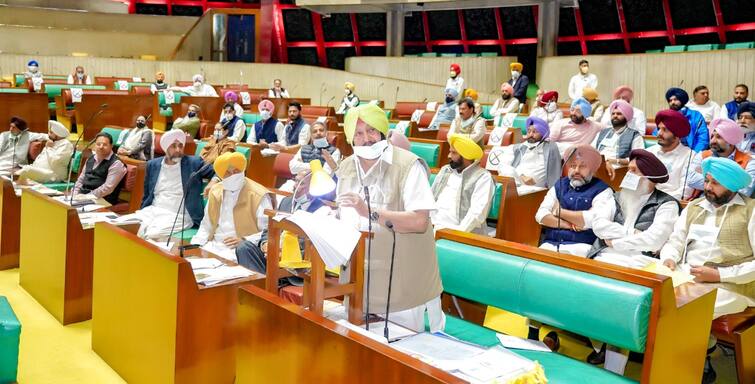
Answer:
xmin=66 ymin=104 xmax=108 ymax=201
xmin=394 ymin=86 xmax=400 ymax=102
xmin=325 ymin=96 xmax=335 ymax=109
xmin=376 ymin=83 xmax=384 ymax=101
xmin=363 ymin=184 xmax=373 ymax=330
xmin=680 ymin=146 xmax=694 ymax=200
xmin=166 ymin=160 xmax=213 ymax=256
xmin=383 ymin=220 xmax=396 ymax=342
xmin=421 ymin=98 xmax=427 ymax=103
xmin=319 ymin=82 xmax=326 ymax=105
xmin=10 ymin=134 xmax=17 ymax=178
xmin=556 ymin=147 xmax=579 ymax=254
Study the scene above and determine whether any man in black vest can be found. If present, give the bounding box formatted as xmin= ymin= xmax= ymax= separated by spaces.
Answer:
xmin=270 ymin=101 xmax=310 ymax=151
xmin=72 ymin=132 xmax=127 ymax=205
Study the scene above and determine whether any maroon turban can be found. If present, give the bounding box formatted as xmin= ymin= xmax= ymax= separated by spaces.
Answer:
xmin=655 ymin=109 xmax=690 ymax=139
xmin=629 ymin=149 xmax=669 ymax=184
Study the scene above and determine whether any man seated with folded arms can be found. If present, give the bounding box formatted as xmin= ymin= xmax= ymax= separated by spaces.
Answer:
xmin=0 ymin=117 xmax=49 ymax=175
xmin=736 ymin=101 xmax=754 ymax=155
xmin=284 ymin=121 xmax=340 ymax=191
xmin=269 ymin=101 xmax=310 ymax=151
xmin=535 ymin=144 xmax=614 ymax=256
xmin=430 ymin=134 xmax=494 ymax=235
xmin=646 ymin=109 xmax=693 ymax=200
xmin=529 ymin=90 xmax=562 ymax=124
xmin=133 ymin=130 xmax=214 ymax=240
xmin=549 ymin=97 xmax=603 ymax=155
xmin=172 ymin=104 xmax=201 ymax=138
xmin=72 ymin=133 xmax=127 ymax=205
xmin=16 ymin=121 xmax=73 ymax=184
xmin=191 ymin=152 xmax=273 ymax=264
xmin=150 ymin=71 xmax=168 ymax=94
xmin=448 ymin=97 xmax=486 ymax=146
xmin=67 ymin=66 xmax=92 ymax=85
xmin=200 ymin=123 xmax=236 ymax=165
xmin=660 ymin=157 xmax=755 ymax=382
xmin=170 ymin=74 xmax=218 ymax=97
xmin=489 ymin=83 xmax=520 ymax=129
xmin=428 ymin=88 xmax=459 ymax=130
xmin=246 ymin=99 xmax=285 ymax=148
xmin=592 ymin=99 xmax=644 ymax=171
xmin=498 ymin=117 xmax=561 ymax=189
xmin=116 ymin=115 xmax=153 ymax=161
xmin=687 ymin=118 xmax=755 ymax=197
xmin=601 ymin=86 xmax=647 ymax=135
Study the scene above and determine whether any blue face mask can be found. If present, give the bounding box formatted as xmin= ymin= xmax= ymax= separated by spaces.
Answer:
xmin=313 ymin=137 xmax=329 ymax=149
xmin=187 ymin=111 xmax=196 ymax=118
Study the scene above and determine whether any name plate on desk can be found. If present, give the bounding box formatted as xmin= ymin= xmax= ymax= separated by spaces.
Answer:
xmin=71 ymin=87 xmax=84 ymax=103
xmin=240 ymin=92 xmax=251 ymax=104
xmin=164 ymin=90 xmax=175 ymax=104
xmin=116 ymin=80 xmax=129 ymax=91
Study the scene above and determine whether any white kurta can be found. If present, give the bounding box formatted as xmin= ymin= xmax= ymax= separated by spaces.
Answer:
xmin=445 ymin=76 xmax=465 ymax=96
xmin=490 ymin=97 xmax=520 ymax=128
xmin=0 ymin=131 xmax=48 ymax=174
xmin=268 ymin=89 xmax=290 ymax=98
xmin=431 ymin=167 xmax=495 ymax=235
xmin=535 ymin=185 xmax=615 ymax=256
xmin=17 ymin=138 xmax=74 ymax=183
xmin=568 ymin=73 xmax=598 ymax=101
xmin=529 ymin=107 xmax=563 ymax=124
xmin=180 ymin=84 xmax=219 ymax=97
xmin=499 ymin=143 xmax=548 ymax=188
xmin=660 ymin=195 xmax=755 ymax=318
xmin=67 ymin=74 xmax=93 ymax=85
xmin=132 ymin=160 xmax=192 ymax=241
xmin=224 ymin=119 xmax=248 ymax=142
xmin=646 ymin=143 xmax=693 ymax=200
xmin=218 ymin=103 xmax=245 ymax=122
xmin=448 ymin=117 xmax=486 ymax=144
xmin=686 ymin=100 xmax=721 ymax=123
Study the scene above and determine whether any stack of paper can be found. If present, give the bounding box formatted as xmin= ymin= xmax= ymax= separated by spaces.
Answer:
xmin=283 ymin=210 xmax=360 ymax=269
xmin=78 ymin=212 xmax=119 ymax=229
xmin=193 ymin=265 xmax=254 ymax=286
xmin=643 ymin=262 xmax=695 ymax=287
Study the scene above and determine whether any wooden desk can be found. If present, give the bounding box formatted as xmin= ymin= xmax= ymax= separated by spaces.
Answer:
xmin=236 ymin=285 xmax=465 ymax=384
xmin=91 ymin=223 xmax=263 ymax=384
xmin=0 ymin=93 xmax=50 ymax=133
xmin=172 ymin=96 xmax=227 ymax=129
xmin=238 ymin=143 xmax=298 ymax=188
xmin=493 ymin=176 xmax=548 ymax=247
xmin=251 ymin=98 xmax=311 ymax=120
xmin=75 ymin=94 xmax=154 ymax=140
xmin=0 ymin=179 xmax=20 ymax=270
xmin=18 ymin=190 xmax=94 ymax=324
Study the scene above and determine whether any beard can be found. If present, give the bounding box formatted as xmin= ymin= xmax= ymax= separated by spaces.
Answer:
xmin=569 ymin=174 xmax=591 ymax=188
xmin=570 ymin=115 xmax=585 ymax=124
xmin=711 ymin=142 xmax=729 ymax=155
xmin=705 ymin=189 xmax=736 ymax=206
xmin=502 ymin=93 xmax=510 ymax=100
xmin=735 ymin=96 xmax=745 ymax=103
xmin=449 ymin=158 xmax=464 ymax=170
xmin=669 ymin=103 xmax=682 ymax=111
xmin=611 ymin=117 xmax=627 ymax=128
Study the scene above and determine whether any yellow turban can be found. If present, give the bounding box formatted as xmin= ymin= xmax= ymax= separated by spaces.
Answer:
xmin=463 ymin=88 xmax=478 ymax=101
xmin=344 ymin=82 xmax=355 ymax=91
xmin=510 ymin=62 xmax=523 ymax=72
xmin=448 ymin=134 xmax=483 ymax=161
xmin=582 ymin=87 xmax=598 ymax=102
xmin=213 ymin=152 xmax=247 ymax=177
xmin=344 ymin=103 xmax=389 ymax=144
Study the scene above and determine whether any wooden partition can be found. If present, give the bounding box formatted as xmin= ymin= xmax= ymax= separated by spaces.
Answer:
xmin=251 ymin=98 xmax=312 ymax=120
xmin=238 ymin=143 xmax=298 ymax=188
xmin=0 ymin=179 xmax=20 ymax=270
xmin=173 ymin=96 xmax=227 ymax=128
xmin=0 ymin=93 xmax=50 ymax=133
xmin=75 ymin=94 xmax=154 ymax=140
xmin=493 ymin=176 xmax=548 ymax=246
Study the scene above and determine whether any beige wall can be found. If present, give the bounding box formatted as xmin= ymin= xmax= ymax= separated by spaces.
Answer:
xmin=0 ymin=0 xmax=127 ymax=13
xmin=536 ymin=50 xmax=755 ymax=118
xmin=346 ymin=56 xmax=516 ymax=94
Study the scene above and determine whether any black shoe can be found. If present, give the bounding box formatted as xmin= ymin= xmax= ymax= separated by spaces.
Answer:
xmin=543 ymin=331 xmax=560 ymax=352
xmin=701 ymin=356 xmax=716 ymax=384
xmin=587 ymin=343 xmax=606 ymax=365
xmin=527 ymin=326 xmax=540 ymax=341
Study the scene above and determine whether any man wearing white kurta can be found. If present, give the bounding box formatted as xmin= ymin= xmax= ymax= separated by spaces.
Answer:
xmin=646 ymin=109 xmax=694 ymax=200
xmin=0 ymin=117 xmax=48 ymax=175
xmin=490 ymin=83 xmax=520 ymax=129
xmin=686 ymin=85 xmax=721 ymax=124
xmin=446 ymin=63 xmax=465 ymax=96
xmin=16 ymin=121 xmax=73 ymax=183
xmin=171 ymin=74 xmax=218 ymax=97
xmin=568 ymin=60 xmax=598 ymax=101
xmin=448 ymin=98 xmax=486 ymax=145
xmin=336 ymin=103 xmax=444 ymax=334
xmin=601 ymin=85 xmax=647 ymax=135
xmin=431 ymin=134 xmax=494 ymax=235
xmin=498 ymin=117 xmax=562 ymax=190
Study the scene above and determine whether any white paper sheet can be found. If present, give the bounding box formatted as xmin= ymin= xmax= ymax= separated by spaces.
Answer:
xmin=283 ymin=210 xmax=360 ymax=268
xmin=496 ymin=333 xmax=551 ymax=352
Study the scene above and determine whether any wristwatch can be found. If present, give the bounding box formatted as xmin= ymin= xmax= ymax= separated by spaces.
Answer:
xmin=370 ymin=211 xmax=380 ymax=223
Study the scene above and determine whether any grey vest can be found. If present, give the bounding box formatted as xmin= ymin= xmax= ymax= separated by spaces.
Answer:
xmin=587 ymin=189 xmax=680 ymax=259
xmin=595 ymin=127 xmax=640 ymax=159
xmin=431 ymin=163 xmax=489 ymax=227
xmin=1 ymin=131 xmax=31 ymax=167
xmin=300 ymin=143 xmax=336 ymax=164
xmin=511 ymin=141 xmax=562 ymax=188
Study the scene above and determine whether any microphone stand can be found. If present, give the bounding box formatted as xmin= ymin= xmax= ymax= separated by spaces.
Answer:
xmin=556 ymin=148 xmax=578 ymax=254
xmin=364 ymin=185 xmax=373 ymax=330
xmin=166 ymin=162 xmax=211 ymax=257
xmin=65 ymin=105 xmax=107 ymax=200
xmin=383 ymin=220 xmax=396 ymax=342
xmin=10 ymin=134 xmax=17 ymax=179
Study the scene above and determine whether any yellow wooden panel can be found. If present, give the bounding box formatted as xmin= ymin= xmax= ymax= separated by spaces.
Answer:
xmin=91 ymin=223 xmax=179 ymax=384
xmin=18 ymin=191 xmax=69 ymax=323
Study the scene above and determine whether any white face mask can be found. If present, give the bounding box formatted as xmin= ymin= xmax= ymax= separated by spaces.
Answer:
xmin=511 ymin=71 xmax=520 ymax=79
xmin=345 ymin=89 xmax=351 ymax=95
xmin=193 ymin=81 xmax=202 ymax=88
xmin=28 ymin=65 xmax=38 ymax=73
xmin=619 ymin=171 xmax=641 ymax=191
xmin=260 ymin=110 xmax=272 ymax=120
xmin=353 ymin=140 xmax=388 ymax=160
xmin=77 ymin=73 xmax=84 ymax=79
xmin=213 ymin=131 xmax=223 ymax=140
xmin=546 ymin=101 xmax=558 ymax=113
xmin=222 ymin=173 xmax=245 ymax=191
xmin=225 ymin=114 xmax=234 ymax=121
xmin=313 ymin=137 xmax=329 ymax=148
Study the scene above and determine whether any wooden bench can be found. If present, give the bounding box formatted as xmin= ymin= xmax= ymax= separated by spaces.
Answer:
xmin=71 ymin=93 xmax=154 ymax=140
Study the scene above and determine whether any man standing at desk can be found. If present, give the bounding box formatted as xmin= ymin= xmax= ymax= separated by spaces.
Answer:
xmin=72 ymin=133 xmax=127 ymax=205
xmin=336 ymin=103 xmax=444 ymax=333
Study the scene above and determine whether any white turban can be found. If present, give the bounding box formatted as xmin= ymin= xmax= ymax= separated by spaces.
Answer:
xmin=48 ymin=120 xmax=69 ymax=138
xmin=160 ymin=129 xmax=186 ymax=150
xmin=192 ymin=74 xmax=204 ymax=83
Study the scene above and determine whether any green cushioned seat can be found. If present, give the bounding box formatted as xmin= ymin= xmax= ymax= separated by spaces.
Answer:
xmin=480 ymin=52 xmax=498 ymax=57
xmin=419 ymin=52 xmax=438 ymax=57
xmin=645 ymin=49 xmax=662 ymax=53
xmin=242 ymin=113 xmax=262 ymax=125
xmin=0 ymin=296 xmax=21 ymax=384
xmin=460 ymin=53 xmax=479 ymax=57
xmin=436 ymin=239 xmax=653 ymax=353
xmin=663 ymin=45 xmax=686 ymax=52
xmin=157 ymin=92 xmax=188 ymax=107
xmin=0 ymin=88 xmax=29 ymax=94
xmin=409 ymin=142 xmax=440 ymax=168
xmin=428 ymin=172 xmax=437 ymax=185
xmin=725 ymin=42 xmax=754 ymax=50
xmin=100 ymin=127 xmax=123 ymax=144
xmin=440 ymin=53 xmax=458 ymax=57
xmin=486 ymin=183 xmax=502 ymax=220
xmin=512 ymin=115 xmax=528 ymax=135
xmin=644 ymin=138 xmax=657 ymax=148
xmin=45 ymin=151 xmax=83 ymax=191
xmin=195 ymin=141 xmax=207 ymax=156
xmin=15 ymin=74 xmax=67 ymax=87
xmin=171 ymin=228 xmax=198 ymax=240
xmin=43 ymin=84 xmax=106 ymax=99
xmin=526 ymin=83 xmax=539 ymax=101
xmin=160 ymin=107 xmax=173 ymax=117
xmin=44 ymin=182 xmax=74 ymax=192
xmin=113 ymin=82 xmax=152 ymax=90
xmin=687 ymin=44 xmax=719 ymax=52
xmin=236 ymin=145 xmax=251 ymax=161
xmin=384 ymin=110 xmax=391 ymax=120
xmin=48 ymin=102 xmax=57 ymax=110
xmin=481 ymin=105 xmax=494 ymax=120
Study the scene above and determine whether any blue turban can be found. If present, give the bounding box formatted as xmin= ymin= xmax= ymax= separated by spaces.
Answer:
xmin=445 ymin=87 xmax=459 ymax=99
xmin=27 ymin=60 xmax=39 ymax=67
xmin=525 ymin=116 xmax=549 ymax=139
xmin=665 ymin=87 xmax=689 ymax=105
xmin=738 ymin=101 xmax=755 ymax=118
xmin=570 ymin=97 xmax=592 ymax=117
xmin=702 ymin=157 xmax=752 ymax=193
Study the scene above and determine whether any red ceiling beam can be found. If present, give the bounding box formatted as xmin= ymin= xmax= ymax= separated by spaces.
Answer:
xmin=421 ymin=12 xmax=432 ymax=53
xmin=573 ymin=7 xmax=588 ymax=55
xmin=711 ymin=0 xmax=727 ymax=44
xmin=311 ymin=12 xmax=328 ymax=67
xmin=350 ymin=14 xmax=362 ymax=56
xmin=403 ymin=37 xmax=538 ymax=46
xmin=557 ymin=22 xmax=755 ymax=43
xmin=287 ymin=41 xmax=387 ymax=48
xmin=457 ymin=10 xmax=469 ymax=53
xmin=494 ymin=7 xmax=507 ymax=55
xmin=661 ymin=0 xmax=676 ymax=45
xmin=615 ymin=0 xmax=631 ymax=53
xmin=274 ymin=0 xmax=287 ymax=63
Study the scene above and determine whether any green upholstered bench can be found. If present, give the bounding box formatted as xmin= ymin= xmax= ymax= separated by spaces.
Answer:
xmin=157 ymin=92 xmax=189 ymax=117
xmin=15 ymin=74 xmax=68 ymax=87
xmin=171 ymin=228 xmax=198 ymax=241
xmin=480 ymin=52 xmax=498 ymax=57
xmin=435 ymin=237 xmax=654 ymax=383
xmin=0 ymin=296 xmax=20 ymax=384
xmin=663 ymin=45 xmax=686 ymax=52
xmin=687 ymin=44 xmax=719 ymax=52
xmin=486 ymin=183 xmax=503 ymax=220
xmin=44 ymin=151 xmax=83 ymax=191
xmin=100 ymin=127 xmax=124 ymax=144
xmin=481 ymin=105 xmax=494 ymax=120
xmin=242 ymin=113 xmax=262 ymax=125
xmin=513 ymin=115 xmax=528 ymax=135
xmin=409 ymin=141 xmax=440 ymax=168
xmin=43 ymin=84 xmax=106 ymax=99
xmin=113 ymin=82 xmax=152 ymax=91
xmin=0 ymin=88 xmax=29 ymax=94
xmin=724 ymin=42 xmax=754 ymax=50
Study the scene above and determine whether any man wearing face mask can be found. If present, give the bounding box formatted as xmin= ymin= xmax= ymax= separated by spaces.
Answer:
xmin=499 ymin=117 xmax=561 ymax=189
xmin=646 ymin=109 xmax=693 ymax=200
xmin=664 ymin=87 xmax=709 ymax=152
xmin=172 ymin=104 xmax=201 ymax=138
xmin=130 ymin=130 xmax=214 ymax=241
xmin=218 ymin=91 xmax=245 ymax=120
xmin=446 ymin=64 xmax=465 ymax=96
xmin=600 ymin=85 xmax=647 ymax=135
xmin=490 ymin=83 xmax=520 ymax=129
xmin=246 ymin=99 xmax=285 ymax=148
xmin=506 ymin=62 xmax=529 ymax=104
xmin=430 ymin=134 xmax=494 ymax=235
xmin=171 ymin=74 xmax=218 ymax=97
xmin=535 ymin=144 xmax=614 ymax=256
xmin=287 ymin=121 xmax=340 ymax=186
xmin=219 ymin=103 xmax=247 ymax=142
xmin=336 ymin=82 xmax=360 ymax=115
xmin=687 ymin=118 xmax=755 ymax=197
xmin=448 ymin=98 xmax=486 ymax=146
xmin=116 ymin=115 xmax=153 ymax=160
xmin=720 ymin=84 xmax=749 ymax=121
xmin=582 ymin=87 xmax=604 ymax=122
xmin=269 ymin=101 xmax=310 ymax=151
xmin=67 ymin=66 xmax=92 ymax=85
xmin=191 ymin=152 xmax=273 ymax=263
xmin=592 ymin=99 xmax=644 ymax=171
xmin=549 ymin=97 xmax=603 ymax=155
xmin=428 ymin=88 xmax=459 ymax=130
xmin=199 ymin=122 xmax=236 ymax=164
xmin=336 ymin=103 xmax=444 ymax=333
xmin=150 ymin=71 xmax=169 ymax=94
xmin=23 ymin=60 xmax=44 ymax=92
xmin=0 ymin=117 xmax=48 ymax=175
xmin=568 ymin=59 xmax=598 ymax=102
xmin=529 ymin=90 xmax=562 ymax=124
xmin=72 ymin=133 xmax=127 ymax=205
xmin=737 ymin=101 xmax=755 ymax=155
xmin=660 ymin=157 xmax=755 ymax=383
xmin=16 ymin=121 xmax=73 ymax=184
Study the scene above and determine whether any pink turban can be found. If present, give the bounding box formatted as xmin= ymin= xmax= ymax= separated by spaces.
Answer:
xmin=612 ymin=85 xmax=634 ymax=102
xmin=501 ymin=83 xmax=514 ymax=95
xmin=258 ymin=99 xmax=275 ymax=112
xmin=710 ymin=118 xmax=744 ymax=145
xmin=609 ymin=99 xmax=634 ymax=122
xmin=224 ymin=91 xmax=238 ymax=103
xmin=563 ymin=144 xmax=602 ymax=174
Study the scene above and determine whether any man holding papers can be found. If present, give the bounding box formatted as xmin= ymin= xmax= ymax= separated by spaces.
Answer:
xmin=191 ymin=152 xmax=273 ymax=264
xmin=336 ymin=103 xmax=444 ymax=333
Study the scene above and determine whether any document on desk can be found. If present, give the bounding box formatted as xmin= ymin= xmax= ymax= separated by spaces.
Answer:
xmin=284 ymin=210 xmax=360 ymax=268
xmin=186 ymin=257 xmax=224 ymax=270
xmin=78 ymin=212 xmax=119 ymax=229
xmin=643 ymin=262 xmax=695 ymax=287
xmin=195 ymin=265 xmax=254 ymax=286
xmin=496 ymin=333 xmax=551 ymax=352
